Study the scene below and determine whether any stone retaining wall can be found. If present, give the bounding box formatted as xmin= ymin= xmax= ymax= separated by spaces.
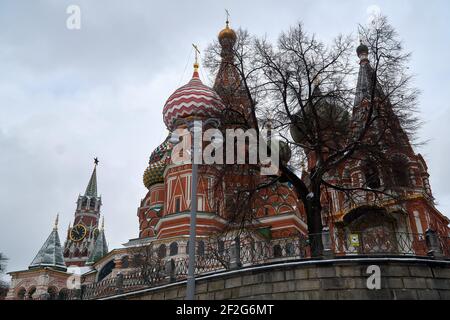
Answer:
xmin=104 ymin=257 xmax=450 ymax=300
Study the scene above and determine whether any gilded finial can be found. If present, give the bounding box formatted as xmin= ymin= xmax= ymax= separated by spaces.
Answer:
xmin=54 ymin=213 xmax=59 ymax=230
xmin=192 ymin=44 xmax=200 ymax=72
xmin=94 ymin=157 xmax=99 ymax=166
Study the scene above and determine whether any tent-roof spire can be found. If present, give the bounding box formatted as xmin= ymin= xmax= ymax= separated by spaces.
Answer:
xmin=29 ymin=216 xmax=66 ymax=271
xmin=84 ymin=158 xmax=98 ymax=197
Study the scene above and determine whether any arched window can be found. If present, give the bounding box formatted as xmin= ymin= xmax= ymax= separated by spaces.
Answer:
xmin=391 ymin=155 xmax=410 ymax=187
xmin=121 ymin=256 xmax=129 ymax=268
xmin=273 ymin=244 xmax=283 ymax=258
xmin=89 ymin=198 xmax=96 ymax=209
xmin=47 ymin=286 xmax=58 ymax=300
xmin=81 ymin=198 xmax=88 ymax=208
xmin=363 ymin=160 xmax=381 ymax=189
xmin=169 ymin=242 xmax=178 ymax=256
xmin=198 ymin=241 xmax=205 ymax=257
xmin=132 ymin=254 xmax=144 ymax=267
xmin=27 ymin=286 xmax=36 ymax=300
xmin=58 ymin=288 xmax=69 ymax=300
xmin=174 ymin=198 xmax=181 ymax=213
xmin=17 ymin=287 xmax=26 ymax=300
xmin=158 ymin=244 xmax=166 ymax=259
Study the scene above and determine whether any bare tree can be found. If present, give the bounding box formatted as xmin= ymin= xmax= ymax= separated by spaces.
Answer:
xmin=0 ymin=253 xmax=7 ymax=274
xmin=129 ymin=245 xmax=164 ymax=285
xmin=205 ymin=15 xmax=419 ymax=257
xmin=0 ymin=253 xmax=8 ymax=299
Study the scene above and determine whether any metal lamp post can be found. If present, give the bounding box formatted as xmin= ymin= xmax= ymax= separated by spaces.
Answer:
xmin=169 ymin=118 xmax=221 ymax=300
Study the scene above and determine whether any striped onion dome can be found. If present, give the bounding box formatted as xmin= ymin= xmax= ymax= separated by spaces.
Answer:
xmin=143 ymin=138 xmax=173 ymax=189
xmin=163 ymin=69 xmax=224 ymax=130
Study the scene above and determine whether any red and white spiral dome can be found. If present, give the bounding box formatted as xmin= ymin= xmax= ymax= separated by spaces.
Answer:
xmin=163 ymin=67 xmax=224 ymax=130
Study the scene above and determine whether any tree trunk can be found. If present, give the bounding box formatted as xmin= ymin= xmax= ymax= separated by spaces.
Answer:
xmin=305 ymin=197 xmax=324 ymax=257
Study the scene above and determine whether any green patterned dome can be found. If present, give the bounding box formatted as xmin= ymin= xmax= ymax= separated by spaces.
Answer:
xmin=143 ymin=138 xmax=173 ymax=189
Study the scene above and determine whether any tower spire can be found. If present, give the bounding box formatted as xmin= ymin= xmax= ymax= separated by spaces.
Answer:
xmin=84 ymin=158 xmax=98 ymax=197
xmin=29 ymin=217 xmax=66 ymax=271
xmin=53 ymin=213 xmax=59 ymax=230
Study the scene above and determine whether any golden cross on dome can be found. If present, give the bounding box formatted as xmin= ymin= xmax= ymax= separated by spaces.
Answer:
xmin=225 ymin=9 xmax=230 ymax=26
xmin=192 ymin=44 xmax=200 ymax=71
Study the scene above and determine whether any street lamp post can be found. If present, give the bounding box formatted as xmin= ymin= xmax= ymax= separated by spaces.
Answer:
xmin=186 ymin=150 xmax=198 ymax=300
xmin=170 ymin=118 xmax=221 ymax=300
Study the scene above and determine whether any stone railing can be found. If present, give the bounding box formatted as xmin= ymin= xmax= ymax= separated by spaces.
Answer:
xmin=71 ymin=229 xmax=450 ymax=300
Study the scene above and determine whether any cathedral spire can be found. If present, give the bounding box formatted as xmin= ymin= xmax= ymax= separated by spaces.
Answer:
xmin=53 ymin=213 xmax=59 ymax=230
xmin=84 ymin=158 xmax=98 ymax=197
xmin=354 ymin=41 xmax=379 ymax=107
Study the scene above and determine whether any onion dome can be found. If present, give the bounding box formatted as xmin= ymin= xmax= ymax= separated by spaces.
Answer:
xmin=143 ymin=138 xmax=173 ymax=189
xmin=290 ymin=84 xmax=350 ymax=144
xmin=278 ymin=140 xmax=292 ymax=164
xmin=218 ymin=20 xmax=237 ymax=45
xmin=356 ymin=41 xmax=369 ymax=60
xmin=163 ymin=65 xmax=224 ymax=131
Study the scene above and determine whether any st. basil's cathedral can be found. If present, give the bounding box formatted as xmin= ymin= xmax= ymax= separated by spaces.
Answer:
xmin=5 ymin=20 xmax=450 ymax=300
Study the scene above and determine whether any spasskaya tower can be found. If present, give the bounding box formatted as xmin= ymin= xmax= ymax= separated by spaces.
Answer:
xmin=63 ymin=159 xmax=105 ymax=267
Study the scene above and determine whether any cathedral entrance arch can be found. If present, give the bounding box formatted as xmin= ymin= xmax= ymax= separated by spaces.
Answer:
xmin=97 ymin=259 xmax=115 ymax=281
xmin=341 ymin=206 xmax=398 ymax=254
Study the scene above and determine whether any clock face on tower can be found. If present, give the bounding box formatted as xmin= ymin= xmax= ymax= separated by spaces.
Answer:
xmin=70 ymin=224 xmax=87 ymax=242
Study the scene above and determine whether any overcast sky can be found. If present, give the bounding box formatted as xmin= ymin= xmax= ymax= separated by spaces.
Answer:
xmin=1 ymin=0 xmax=449 ymax=280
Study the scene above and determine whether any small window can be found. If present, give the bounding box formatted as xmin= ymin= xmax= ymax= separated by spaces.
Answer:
xmin=27 ymin=287 xmax=36 ymax=300
xmin=175 ymin=198 xmax=181 ymax=213
xmin=17 ymin=288 xmax=26 ymax=300
xmin=391 ymin=155 xmax=410 ymax=187
xmin=58 ymin=289 xmax=68 ymax=300
xmin=169 ymin=242 xmax=178 ymax=256
xmin=89 ymin=199 xmax=96 ymax=209
xmin=264 ymin=207 xmax=270 ymax=216
xmin=158 ymin=244 xmax=166 ymax=258
xmin=121 ymin=256 xmax=129 ymax=268
xmin=132 ymin=254 xmax=144 ymax=267
xmin=197 ymin=196 xmax=204 ymax=211
xmin=363 ymin=160 xmax=381 ymax=189
xmin=47 ymin=287 xmax=58 ymax=300
xmin=414 ymin=211 xmax=424 ymax=235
